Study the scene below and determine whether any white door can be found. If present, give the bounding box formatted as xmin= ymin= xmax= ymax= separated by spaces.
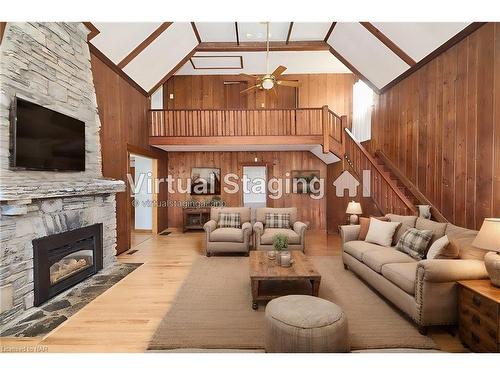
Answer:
xmin=242 ymin=166 xmax=267 ymax=222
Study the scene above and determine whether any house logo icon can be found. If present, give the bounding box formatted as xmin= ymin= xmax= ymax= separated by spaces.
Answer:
xmin=332 ymin=170 xmax=371 ymax=198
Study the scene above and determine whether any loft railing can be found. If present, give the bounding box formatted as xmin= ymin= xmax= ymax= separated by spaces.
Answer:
xmin=344 ymin=128 xmax=418 ymax=216
xmin=149 ymin=106 xmax=346 ymax=154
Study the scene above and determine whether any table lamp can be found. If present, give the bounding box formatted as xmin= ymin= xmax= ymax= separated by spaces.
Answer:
xmin=346 ymin=201 xmax=362 ymax=225
xmin=472 ymin=218 xmax=500 ymax=287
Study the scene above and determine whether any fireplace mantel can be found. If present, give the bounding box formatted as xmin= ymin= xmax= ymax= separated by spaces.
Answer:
xmin=0 ymin=178 xmax=125 ymax=204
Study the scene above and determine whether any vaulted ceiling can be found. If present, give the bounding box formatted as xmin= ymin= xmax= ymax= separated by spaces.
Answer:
xmin=87 ymin=22 xmax=478 ymax=95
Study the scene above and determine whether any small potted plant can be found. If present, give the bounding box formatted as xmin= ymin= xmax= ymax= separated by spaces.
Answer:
xmin=273 ymin=234 xmax=289 ymax=266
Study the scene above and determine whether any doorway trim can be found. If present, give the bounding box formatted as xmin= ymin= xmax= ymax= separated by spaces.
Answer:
xmin=239 ymin=162 xmax=270 ymax=208
xmin=127 ymin=145 xmax=160 ymax=242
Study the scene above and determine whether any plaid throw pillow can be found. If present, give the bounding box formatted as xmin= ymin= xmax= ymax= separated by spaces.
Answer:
xmin=265 ymin=213 xmax=290 ymax=229
xmin=218 ymin=212 xmax=241 ymax=228
xmin=395 ymin=228 xmax=433 ymax=260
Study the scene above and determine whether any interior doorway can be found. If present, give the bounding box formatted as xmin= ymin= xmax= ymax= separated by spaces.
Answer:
xmin=129 ymin=153 xmax=158 ymax=248
xmin=242 ymin=165 xmax=268 ymax=222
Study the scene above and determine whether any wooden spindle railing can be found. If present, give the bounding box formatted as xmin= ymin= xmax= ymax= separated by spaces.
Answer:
xmin=344 ymin=128 xmax=418 ymax=216
xmin=149 ymin=108 xmax=328 ymax=137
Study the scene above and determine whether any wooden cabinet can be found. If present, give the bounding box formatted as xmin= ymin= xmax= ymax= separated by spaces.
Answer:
xmin=458 ymin=280 xmax=500 ymax=352
xmin=183 ymin=208 xmax=211 ymax=232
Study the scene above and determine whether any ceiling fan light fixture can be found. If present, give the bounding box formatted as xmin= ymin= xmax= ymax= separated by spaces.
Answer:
xmin=261 ymin=77 xmax=274 ymax=90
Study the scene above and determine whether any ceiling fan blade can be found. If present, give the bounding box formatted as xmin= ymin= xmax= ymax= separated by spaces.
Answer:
xmin=270 ymin=87 xmax=278 ymax=99
xmin=239 ymin=73 xmax=260 ymax=81
xmin=240 ymin=84 xmax=261 ymax=95
xmin=271 ymin=65 xmax=287 ymax=79
xmin=277 ymin=80 xmax=299 ymax=87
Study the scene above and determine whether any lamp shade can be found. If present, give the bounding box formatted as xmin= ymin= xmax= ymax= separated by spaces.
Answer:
xmin=472 ymin=218 xmax=500 ymax=252
xmin=346 ymin=201 xmax=362 ymax=215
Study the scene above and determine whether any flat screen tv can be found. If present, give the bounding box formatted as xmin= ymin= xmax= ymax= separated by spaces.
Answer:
xmin=10 ymin=97 xmax=85 ymax=171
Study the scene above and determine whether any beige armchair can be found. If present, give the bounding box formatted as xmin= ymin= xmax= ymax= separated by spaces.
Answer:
xmin=203 ymin=207 xmax=252 ymax=256
xmin=253 ymin=207 xmax=307 ymax=252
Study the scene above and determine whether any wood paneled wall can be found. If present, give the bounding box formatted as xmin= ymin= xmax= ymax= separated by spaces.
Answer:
xmin=167 ymin=151 xmax=327 ymax=230
xmin=370 ymin=23 xmax=500 ymax=229
xmin=91 ymin=53 xmax=169 ymax=253
xmin=164 ymin=73 xmax=355 ymax=118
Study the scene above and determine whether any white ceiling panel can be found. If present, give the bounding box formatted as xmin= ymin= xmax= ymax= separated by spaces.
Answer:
xmin=290 ymin=22 xmax=332 ymax=41
xmin=195 ymin=22 xmax=236 ymax=42
xmin=372 ymin=22 xmax=470 ymax=61
xmin=328 ymin=22 xmax=410 ymax=89
xmin=123 ymin=22 xmax=198 ymax=92
xmin=176 ymin=50 xmax=351 ymax=75
xmin=91 ymin=22 xmax=162 ymax=64
xmin=238 ymin=22 xmax=290 ymax=42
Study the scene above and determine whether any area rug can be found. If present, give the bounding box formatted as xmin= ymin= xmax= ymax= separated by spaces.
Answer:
xmin=1 ymin=262 xmax=142 ymax=337
xmin=148 ymin=256 xmax=437 ymax=351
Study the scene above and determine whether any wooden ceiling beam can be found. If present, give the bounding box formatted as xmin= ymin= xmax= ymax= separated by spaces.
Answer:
xmin=196 ymin=41 xmax=329 ymax=52
xmin=360 ymin=22 xmax=416 ymax=66
xmin=147 ymin=46 xmax=198 ymax=96
xmin=328 ymin=47 xmax=380 ymax=94
xmin=83 ymin=22 xmax=100 ymax=41
xmin=191 ymin=22 xmax=201 ymax=43
xmin=324 ymin=22 xmax=336 ymax=42
xmin=117 ymin=22 xmax=172 ymax=69
xmin=286 ymin=22 xmax=294 ymax=44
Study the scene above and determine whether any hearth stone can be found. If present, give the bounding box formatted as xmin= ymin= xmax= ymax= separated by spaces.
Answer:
xmin=1 ymin=263 xmax=141 ymax=337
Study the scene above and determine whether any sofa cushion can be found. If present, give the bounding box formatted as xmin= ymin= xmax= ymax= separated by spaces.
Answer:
xmin=343 ymin=240 xmax=387 ymax=262
xmin=381 ymin=263 xmax=417 ymax=296
xmin=395 ymin=228 xmax=433 ymax=260
xmin=218 ymin=212 xmax=241 ymax=228
xmin=415 ymin=218 xmax=447 ymax=246
xmin=210 ymin=227 xmax=244 ymax=243
xmin=362 ymin=248 xmax=416 ymax=274
xmin=261 ymin=228 xmax=301 ymax=245
xmin=365 ymin=218 xmax=401 ymax=247
xmin=211 ymin=207 xmax=251 ymax=224
xmin=265 ymin=213 xmax=290 ymax=229
xmin=426 ymin=235 xmax=454 ymax=259
xmin=359 ymin=216 xmax=389 ymax=240
xmin=256 ymin=207 xmax=297 ymax=225
xmin=445 ymin=224 xmax=486 ymax=260
xmin=386 ymin=214 xmax=417 ymax=245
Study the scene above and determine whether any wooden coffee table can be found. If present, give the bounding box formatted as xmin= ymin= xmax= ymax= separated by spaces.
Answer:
xmin=249 ymin=250 xmax=321 ymax=310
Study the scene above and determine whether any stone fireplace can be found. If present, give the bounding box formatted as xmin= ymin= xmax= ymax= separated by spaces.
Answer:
xmin=0 ymin=22 xmax=125 ymax=328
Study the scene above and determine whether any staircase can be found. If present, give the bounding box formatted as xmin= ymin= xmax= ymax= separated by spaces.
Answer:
xmin=373 ymin=150 xmax=448 ymax=223
xmin=344 ymin=128 xmax=418 ymax=216
xmin=343 ymin=128 xmax=448 ymax=222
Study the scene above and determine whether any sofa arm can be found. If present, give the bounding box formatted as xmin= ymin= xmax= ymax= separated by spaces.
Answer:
xmin=340 ymin=225 xmax=360 ymax=245
xmin=416 ymin=259 xmax=488 ymax=283
xmin=203 ymin=220 xmax=217 ymax=234
xmin=293 ymin=221 xmax=308 ymax=237
xmin=253 ymin=221 xmax=264 ymax=235
xmin=242 ymin=222 xmax=252 ymax=242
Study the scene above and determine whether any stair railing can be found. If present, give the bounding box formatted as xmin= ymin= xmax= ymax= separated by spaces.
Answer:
xmin=344 ymin=128 xmax=418 ymax=216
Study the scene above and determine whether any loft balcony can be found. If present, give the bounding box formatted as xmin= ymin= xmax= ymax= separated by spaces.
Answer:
xmin=148 ymin=106 xmax=347 ymax=163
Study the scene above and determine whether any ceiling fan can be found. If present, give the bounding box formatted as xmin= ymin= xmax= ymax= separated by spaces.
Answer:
xmin=239 ymin=22 xmax=299 ymax=96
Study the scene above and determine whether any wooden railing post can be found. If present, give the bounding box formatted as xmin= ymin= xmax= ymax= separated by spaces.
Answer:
xmin=322 ymin=105 xmax=329 ymax=153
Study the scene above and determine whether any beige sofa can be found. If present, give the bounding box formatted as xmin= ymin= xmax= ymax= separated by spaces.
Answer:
xmin=203 ymin=207 xmax=252 ymax=256
xmin=253 ymin=207 xmax=307 ymax=252
xmin=340 ymin=215 xmax=488 ymax=334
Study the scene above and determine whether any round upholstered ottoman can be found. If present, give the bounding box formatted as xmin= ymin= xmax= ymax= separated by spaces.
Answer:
xmin=264 ymin=295 xmax=350 ymax=353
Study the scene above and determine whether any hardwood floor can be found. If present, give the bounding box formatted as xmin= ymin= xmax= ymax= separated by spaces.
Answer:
xmin=0 ymin=230 xmax=465 ymax=352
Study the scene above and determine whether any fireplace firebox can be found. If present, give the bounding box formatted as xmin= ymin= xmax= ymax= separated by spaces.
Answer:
xmin=33 ymin=223 xmax=103 ymax=306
